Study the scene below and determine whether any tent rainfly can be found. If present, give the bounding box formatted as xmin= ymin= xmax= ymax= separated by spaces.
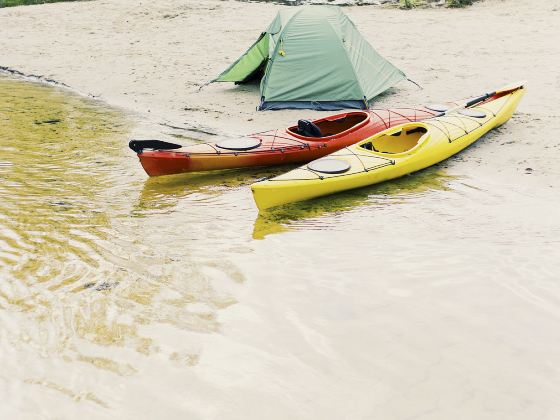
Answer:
xmin=211 ymin=6 xmax=407 ymax=111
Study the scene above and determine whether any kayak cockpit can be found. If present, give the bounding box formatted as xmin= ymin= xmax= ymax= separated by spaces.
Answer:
xmin=361 ymin=125 xmax=428 ymax=154
xmin=287 ymin=112 xmax=369 ymax=139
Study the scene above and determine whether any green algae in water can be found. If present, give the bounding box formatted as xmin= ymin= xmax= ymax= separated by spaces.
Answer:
xmin=0 ymin=76 xmax=130 ymax=286
xmin=0 ymin=76 xmax=236 ymax=361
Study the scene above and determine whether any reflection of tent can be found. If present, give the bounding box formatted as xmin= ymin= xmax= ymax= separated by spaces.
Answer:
xmin=212 ymin=6 xmax=407 ymax=111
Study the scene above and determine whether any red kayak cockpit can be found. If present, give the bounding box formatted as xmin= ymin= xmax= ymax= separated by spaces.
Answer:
xmin=287 ymin=111 xmax=370 ymax=140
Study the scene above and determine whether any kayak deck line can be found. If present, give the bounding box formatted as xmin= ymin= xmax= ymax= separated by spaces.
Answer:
xmin=130 ymin=106 xmax=444 ymax=176
xmin=251 ymin=85 xmax=526 ymax=210
xmin=260 ymin=89 xmax=519 ymax=183
xmin=130 ymin=83 xmax=525 ymax=178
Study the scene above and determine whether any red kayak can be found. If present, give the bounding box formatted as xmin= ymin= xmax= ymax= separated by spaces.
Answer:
xmin=130 ymin=105 xmax=455 ymax=177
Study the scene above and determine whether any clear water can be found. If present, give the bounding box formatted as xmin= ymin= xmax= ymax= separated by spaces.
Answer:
xmin=1 ymin=76 xmax=560 ymax=419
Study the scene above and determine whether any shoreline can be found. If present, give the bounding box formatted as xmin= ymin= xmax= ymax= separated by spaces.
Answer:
xmin=0 ymin=65 xmax=71 ymax=88
xmin=0 ymin=64 xmax=224 ymax=140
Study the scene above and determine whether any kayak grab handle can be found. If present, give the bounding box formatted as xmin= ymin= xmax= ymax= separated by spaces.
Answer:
xmin=466 ymin=91 xmax=496 ymax=108
xmin=129 ymin=139 xmax=183 ymax=154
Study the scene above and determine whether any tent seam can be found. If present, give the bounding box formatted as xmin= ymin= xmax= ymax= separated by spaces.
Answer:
xmin=324 ymin=15 xmax=366 ymax=104
xmin=343 ymin=41 xmax=407 ymax=98
xmin=261 ymin=7 xmax=307 ymax=101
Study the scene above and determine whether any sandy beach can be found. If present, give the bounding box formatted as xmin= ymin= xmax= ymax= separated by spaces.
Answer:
xmin=1 ymin=0 xmax=558 ymax=133
xmin=2 ymin=0 xmax=560 ymax=419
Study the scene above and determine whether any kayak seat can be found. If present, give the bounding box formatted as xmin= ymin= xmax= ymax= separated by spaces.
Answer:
xmin=360 ymin=142 xmax=379 ymax=152
xmin=298 ymin=120 xmax=323 ymax=138
xmin=362 ymin=126 xmax=427 ymax=154
xmin=288 ymin=113 xmax=369 ymax=138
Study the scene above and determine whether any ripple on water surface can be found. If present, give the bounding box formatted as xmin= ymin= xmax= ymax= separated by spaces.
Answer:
xmin=0 ymin=77 xmax=253 ymax=413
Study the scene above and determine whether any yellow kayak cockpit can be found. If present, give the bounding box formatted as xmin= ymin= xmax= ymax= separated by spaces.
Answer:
xmin=360 ymin=124 xmax=429 ymax=155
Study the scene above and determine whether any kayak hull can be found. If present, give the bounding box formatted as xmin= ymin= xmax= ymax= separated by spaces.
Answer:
xmin=251 ymin=84 xmax=526 ymax=210
xmin=134 ymin=108 xmax=442 ymax=177
xmin=138 ymin=145 xmax=333 ymax=176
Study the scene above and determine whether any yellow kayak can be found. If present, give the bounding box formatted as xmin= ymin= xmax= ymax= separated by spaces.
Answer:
xmin=251 ymin=83 xmax=526 ymax=210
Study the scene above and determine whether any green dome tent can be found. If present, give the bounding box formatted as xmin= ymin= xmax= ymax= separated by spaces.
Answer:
xmin=211 ymin=6 xmax=407 ymax=111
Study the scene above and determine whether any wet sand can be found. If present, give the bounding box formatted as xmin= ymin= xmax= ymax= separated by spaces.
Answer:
xmin=1 ymin=0 xmax=560 ymax=419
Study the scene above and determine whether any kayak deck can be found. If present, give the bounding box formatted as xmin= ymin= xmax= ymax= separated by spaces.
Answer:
xmin=251 ymin=84 xmax=526 ymax=210
xmin=133 ymin=107 xmax=441 ymax=176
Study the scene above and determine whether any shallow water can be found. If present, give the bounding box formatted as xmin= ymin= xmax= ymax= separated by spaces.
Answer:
xmin=1 ymin=76 xmax=560 ymax=419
